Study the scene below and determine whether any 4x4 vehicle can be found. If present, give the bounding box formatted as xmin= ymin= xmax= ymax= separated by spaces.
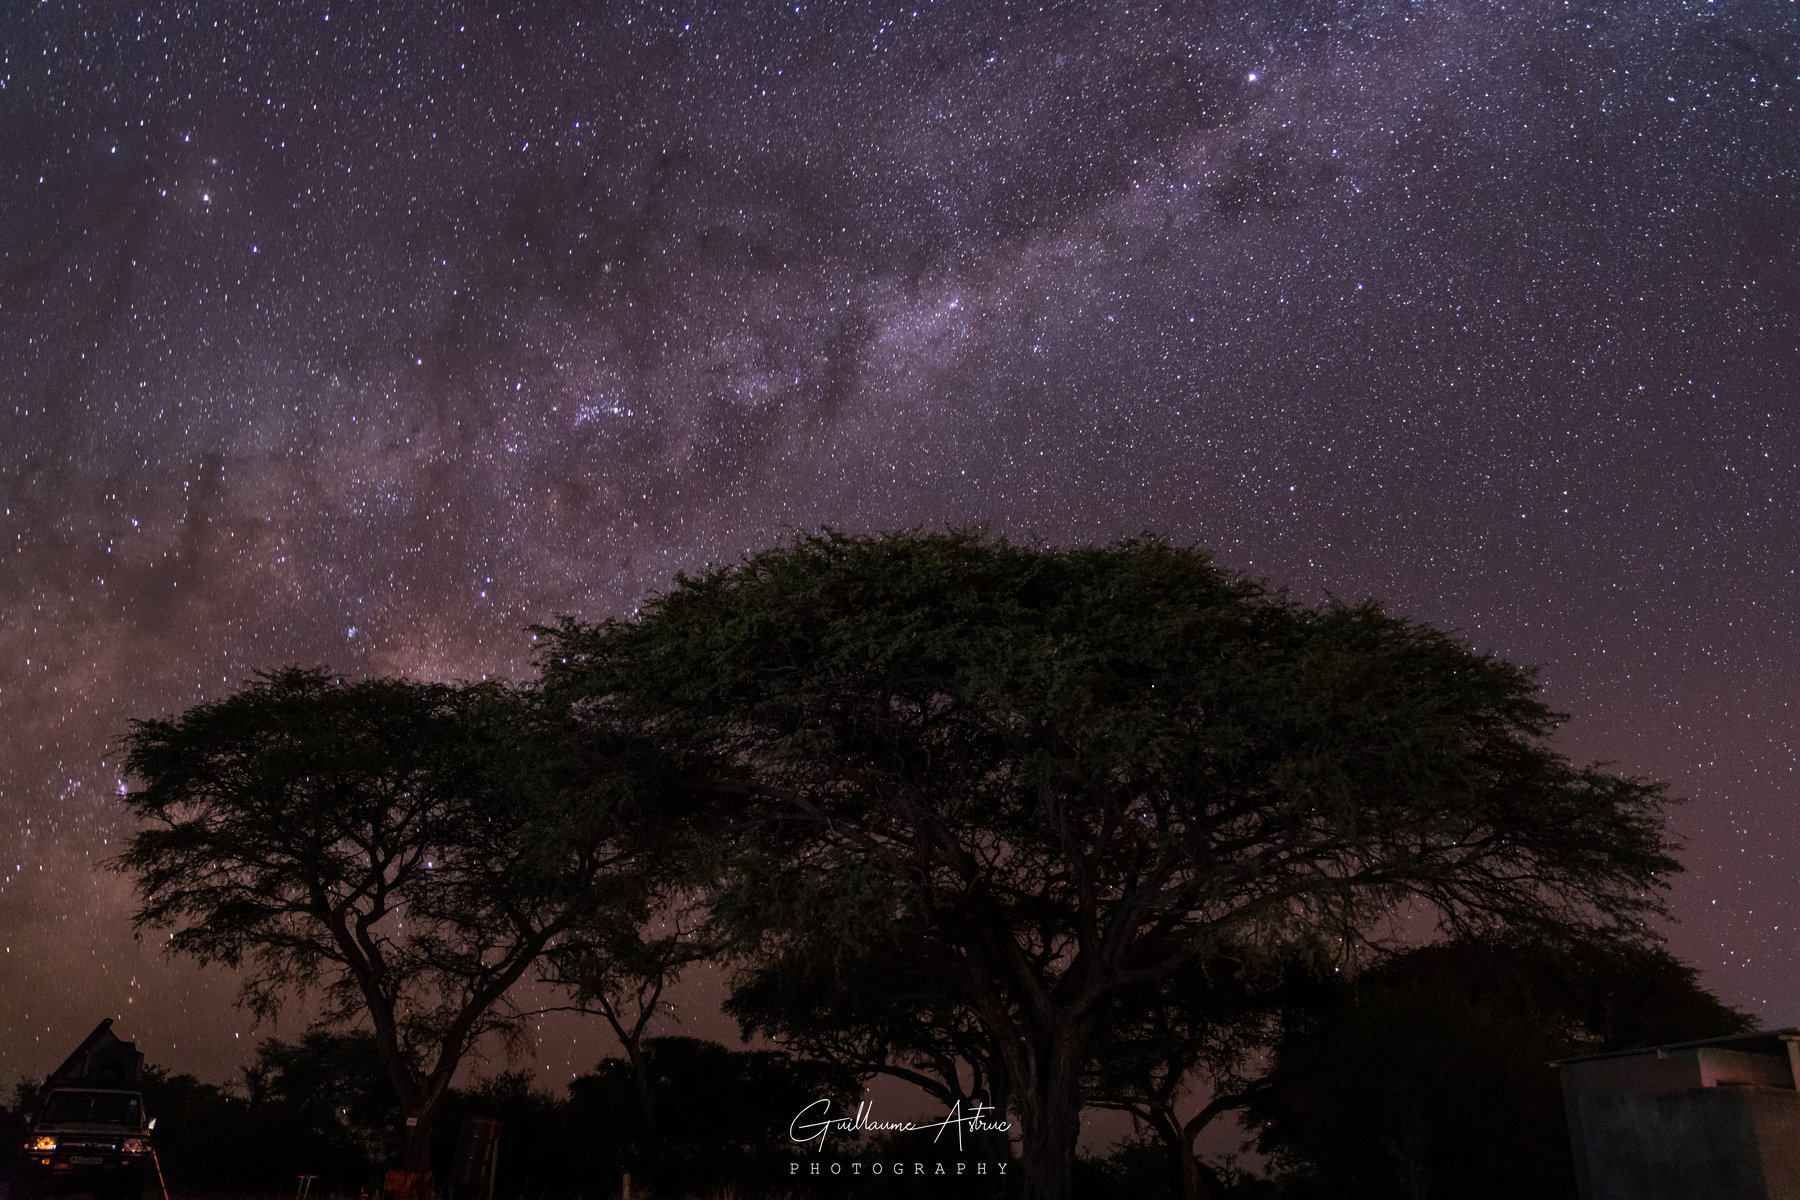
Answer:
xmin=19 ymin=1021 xmax=154 ymax=1200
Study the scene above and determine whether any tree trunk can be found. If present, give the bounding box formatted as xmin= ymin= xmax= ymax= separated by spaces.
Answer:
xmin=1153 ymin=1108 xmax=1219 ymax=1200
xmin=982 ymin=1074 xmax=1015 ymax=1173
xmin=402 ymin=1099 xmax=438 ymax=1175
xmin=1010 ymin=1046 xmax=1083 ymax=1200
xmin=1172 ymin=1138 xmax=1217 ymax=1200
xmin=622 ymin=1036 xmax=658 ymax=1149
xmin=382 ymin=1101 xmax=441 ymax=1200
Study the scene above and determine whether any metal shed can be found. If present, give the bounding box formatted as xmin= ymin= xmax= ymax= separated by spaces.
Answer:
xmin=1557 ymin=1029 xmax=1800 ymax=1200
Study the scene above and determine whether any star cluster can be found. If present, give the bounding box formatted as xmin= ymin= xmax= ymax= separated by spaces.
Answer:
xmin=2 ymin=0 xmax=1798 ymax=1085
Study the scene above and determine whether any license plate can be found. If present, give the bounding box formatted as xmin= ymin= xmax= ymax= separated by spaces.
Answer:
xmin=69 ymin=1156 xmax=106 ymax=1166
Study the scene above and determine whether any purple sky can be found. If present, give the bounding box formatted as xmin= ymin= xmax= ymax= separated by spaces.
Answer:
xmin=3 ymin=0 xmax=1797 ymax=1100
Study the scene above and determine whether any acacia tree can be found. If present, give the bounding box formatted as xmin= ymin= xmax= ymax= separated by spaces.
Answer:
xmin=1082 ymin=947 xmax=1320 ymax=1200
xmin=116 ymin=668 xmax=662 ymax=1178
xmin=725 ymin=929 xmax=1016 ymax=1163
xmin=1249 ymin=932 xmax=1750 ymax=1200
xmin=533 ymin=897 xmax=719 ymax=1150
xmin=538 ymin=530 xmax=1679 ymax=1200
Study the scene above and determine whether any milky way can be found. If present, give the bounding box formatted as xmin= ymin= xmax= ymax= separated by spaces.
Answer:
xmin=3 ymin=0 xmax=1798 ymax=1091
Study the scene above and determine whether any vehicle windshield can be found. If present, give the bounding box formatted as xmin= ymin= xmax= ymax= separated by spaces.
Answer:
xmin=40 ymin=1091 xmax=141 ymax=1124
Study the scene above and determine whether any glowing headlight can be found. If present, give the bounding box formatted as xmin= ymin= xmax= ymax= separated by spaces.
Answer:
xmin=122 ymin=1137 xmax=150 ymax=1155
xmin=30 ymin=1135 xmax=57 ymax=1151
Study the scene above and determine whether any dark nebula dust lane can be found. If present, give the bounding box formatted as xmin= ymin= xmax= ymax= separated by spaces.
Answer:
xmin=2 ymin=0 xmax=1798 ymax=1086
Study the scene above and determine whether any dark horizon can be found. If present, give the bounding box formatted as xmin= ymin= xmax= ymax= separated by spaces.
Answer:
xmin=3 ymin=0 xmax=1798 ymax=1094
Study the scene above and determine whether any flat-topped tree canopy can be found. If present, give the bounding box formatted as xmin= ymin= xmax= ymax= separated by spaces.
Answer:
xmin=115 ymin=668 xmax=676 ymax=1176
xmin=537 ymin=529 xmax=1679 ymax=1200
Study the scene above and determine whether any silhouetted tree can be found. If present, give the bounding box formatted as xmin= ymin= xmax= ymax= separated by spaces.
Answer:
xmin=1249 ymin=933 xmax=1751 ymax=1200
xmin=117 ymin=669 xmax=667 ymax=1180
xmin=535 ymin=894 xmax=718 ymax=1149
xmin=1083 ymin=944 xmax=1334 ymax=1200
xmin=555 ymin=1036 xmax=855 ymax=1192
xmin=727 ymin=931 xmax=1015 ymax=1164
xmin=245 ymin=1030 xmax=398 ymax=1167
xmin=538 ymin=530 xmax=1680 ymax=1200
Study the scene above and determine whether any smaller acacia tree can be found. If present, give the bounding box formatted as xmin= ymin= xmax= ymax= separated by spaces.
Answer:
xmin=1083 ymin=946 xmax=1326 ymax=1200
xmin=726 ymin=929 xmax=1016 ymax=1162
xmin=534 ymin=897 xmax=719 ymax=1150
xmin=116 ymin=668 xmax=661 ymax=1179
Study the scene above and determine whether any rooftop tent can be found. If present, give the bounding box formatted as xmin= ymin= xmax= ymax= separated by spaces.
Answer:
xmin=46 ymin=1019 xmax=144 ymax=1087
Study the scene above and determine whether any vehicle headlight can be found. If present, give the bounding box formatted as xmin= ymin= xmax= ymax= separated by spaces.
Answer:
xmin=122 ymin=1138 xmax=150 ymax=1155
xmin=30 ymin=1136 xmax=57 ymax=1152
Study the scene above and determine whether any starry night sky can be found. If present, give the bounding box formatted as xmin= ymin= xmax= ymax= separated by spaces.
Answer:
xmin=3 ymin=0 xmax=1798 ymax=1094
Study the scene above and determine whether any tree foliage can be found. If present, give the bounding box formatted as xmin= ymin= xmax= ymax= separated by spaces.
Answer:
xmin=537 ymin=530 xmax=1680 ymax=1200
xmin=468 ymin=1038 xmax=855 ymax=1195
xmin=1249 ymin=933 xmax=1751 ymax=1200
xmin=1082 ymin=943 xmax=1336 ymax=1200
xmin=116 ymin=668 xmax=663 ymax=1173
xmin=726 ymin=928 xmax=1018 ymax=1169
xmin=533 ymin=895 xmax=721 ymax=1151
xmin=242 ymin=1029 xmax=399 ymax=1166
